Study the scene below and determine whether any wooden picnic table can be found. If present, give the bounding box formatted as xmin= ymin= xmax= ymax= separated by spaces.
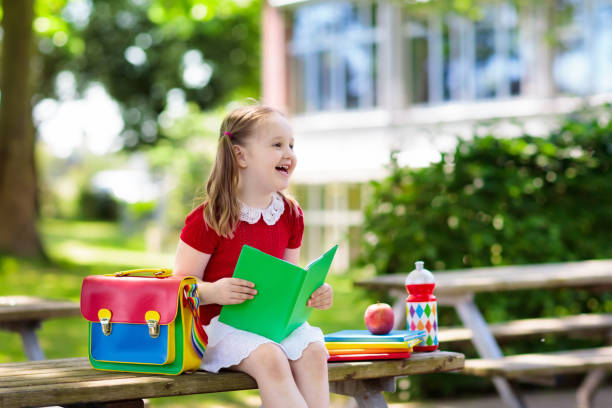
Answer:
xmin=0 ymin=352 xmax=464 ymax=407
xmin=356 ymin=259 xmax=612 ymax=296
xmin=0 ymin=296 xmax=81 ymax=360
xmin=355 ymin=259 xmax=612 ymax=408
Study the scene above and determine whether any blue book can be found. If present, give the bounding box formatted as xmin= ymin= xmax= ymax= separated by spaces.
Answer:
xmin=324 ymin=329 xmax=426 ymax=343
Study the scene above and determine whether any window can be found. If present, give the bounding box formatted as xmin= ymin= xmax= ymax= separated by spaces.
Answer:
xmin=405 ymin=18 xmax=429 ymax=103
xmin=552 ymin=0 xmax=589 ymax=94
xmin=474 ymin=4 xmax=522 ymax=98
xmin=289 ymin=1 xmax=378 ymax=113
xmin=551 ymin=0 xmax=612 ymax=95
xmin=593 ymin=0 xmax=612 ymax=92
xmin=403 ymin=2 xmax=523 ymax=104
xmin=474 ymin=10 xmax=497 ymax=98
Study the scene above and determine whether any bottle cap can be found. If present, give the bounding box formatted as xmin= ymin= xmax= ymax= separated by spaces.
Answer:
xmin=405 ymin=261 xmax=435 ymax=285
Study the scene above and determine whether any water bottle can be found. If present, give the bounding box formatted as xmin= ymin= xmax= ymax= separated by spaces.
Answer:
xmin=405 ymin=261 xmax=438 ymax=351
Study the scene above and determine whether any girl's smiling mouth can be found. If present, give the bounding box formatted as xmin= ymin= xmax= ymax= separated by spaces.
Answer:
xmin=275 ymin=164 xmax=290 ymax=176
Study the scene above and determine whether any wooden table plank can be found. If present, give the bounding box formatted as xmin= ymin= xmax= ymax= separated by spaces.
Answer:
xmin=0 ymin=296 xmax=81 ymax=323
xmin=463 ymin=346 xmax=612 ymax=378
xmin=0 ymin=352 xmax=464 ymax=407
xmin=439 ymin=313 xmax=612 ymax=344
xmin=0 ymin=357 xmax=89 ymax=372
xmin=327 ymin=351 xmax=464 ymax=381
xmin=355 ymin=259 xmax=612 ymax=296
xmin=0 ymin=371 xmax=140 ymax=388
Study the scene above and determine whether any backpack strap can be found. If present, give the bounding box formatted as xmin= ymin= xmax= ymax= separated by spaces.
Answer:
xmin=183 ymin=284 xmax=207 ymax=359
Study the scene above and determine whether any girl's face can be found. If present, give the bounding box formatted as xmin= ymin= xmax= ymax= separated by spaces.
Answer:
xmin=236 ymin=113 xmax=297 ymax=194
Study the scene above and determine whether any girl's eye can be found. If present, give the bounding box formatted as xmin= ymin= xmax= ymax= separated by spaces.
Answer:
xmin=274 ymin=143 xmax=282 ymax=148
xmin=289 ymin=144 xmax=294 ymax=150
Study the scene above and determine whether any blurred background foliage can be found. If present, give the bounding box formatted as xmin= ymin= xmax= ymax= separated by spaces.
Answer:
xmin=360 ymin=105 xmax=612 ymax=398
xmin=32 ymin=0 xmax=260 ymax=148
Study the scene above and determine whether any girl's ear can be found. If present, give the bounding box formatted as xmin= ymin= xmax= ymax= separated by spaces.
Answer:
xmin=233 ymin=145 xmax=248 ymax=168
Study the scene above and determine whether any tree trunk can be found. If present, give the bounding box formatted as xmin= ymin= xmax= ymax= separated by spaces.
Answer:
xmin=0 ymin=0 xmax=45 ymax=257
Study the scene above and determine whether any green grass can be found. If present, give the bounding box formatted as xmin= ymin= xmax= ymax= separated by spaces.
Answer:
xmin=0 ymin=218 xmax=374 ymax=407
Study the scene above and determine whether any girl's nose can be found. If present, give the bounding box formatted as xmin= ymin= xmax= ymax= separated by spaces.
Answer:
xmin=284 ymin=146 xmax=295 ymax=158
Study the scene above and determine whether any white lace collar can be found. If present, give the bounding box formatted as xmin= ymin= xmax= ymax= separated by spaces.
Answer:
xmin=239 ymin=193 xmax=285 ymax=225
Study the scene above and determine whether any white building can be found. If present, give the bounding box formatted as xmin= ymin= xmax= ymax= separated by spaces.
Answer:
xmin=261 ymin=0 xmax=612 ymax=267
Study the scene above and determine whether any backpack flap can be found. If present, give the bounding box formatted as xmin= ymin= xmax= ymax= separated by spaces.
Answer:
xmin=81 ymin=274 xmax=185 ymax=365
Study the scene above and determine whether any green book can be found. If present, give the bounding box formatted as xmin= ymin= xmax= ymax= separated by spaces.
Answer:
xmin=218 ymin=244 xmax=338 ymax=343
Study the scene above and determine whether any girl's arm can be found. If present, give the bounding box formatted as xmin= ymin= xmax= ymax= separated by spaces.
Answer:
xmin=174 ymin=239 xmax=256 ymax=305
xmin=174 ymin=239 xmax=211 ymax=280
xmin=283 ymin=247 xmax=300 ymax=265
xmin=284 ymin=247 xmax=333 ymax=310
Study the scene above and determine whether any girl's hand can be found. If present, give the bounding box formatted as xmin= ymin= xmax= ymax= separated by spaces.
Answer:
xmin=307 ymin=283 xmax=333 ymax=310
xmin=209 ymin=278 xmax=257 ymax=305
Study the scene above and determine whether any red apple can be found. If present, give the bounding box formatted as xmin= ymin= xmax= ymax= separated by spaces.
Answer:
xmin=364 ymin=302 xmax=394 ymax=335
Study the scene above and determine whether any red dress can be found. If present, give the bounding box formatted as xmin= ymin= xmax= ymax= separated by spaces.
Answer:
xmin=180 ymin=197 xmax=304 ymax=326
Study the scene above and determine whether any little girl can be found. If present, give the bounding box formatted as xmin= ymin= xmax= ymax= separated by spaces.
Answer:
xmin=174 ymin=104 xmax=333 ymax=408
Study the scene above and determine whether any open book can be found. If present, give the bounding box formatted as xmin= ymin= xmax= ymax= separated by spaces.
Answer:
xmin=218 ymin=244 xmax=338 ymax=343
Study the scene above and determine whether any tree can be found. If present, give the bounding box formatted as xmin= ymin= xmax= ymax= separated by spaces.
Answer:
xmin=0 ymin=0 xmax=260 ymax=257
xmin=0 ymin=0 xmax=44 ymax=257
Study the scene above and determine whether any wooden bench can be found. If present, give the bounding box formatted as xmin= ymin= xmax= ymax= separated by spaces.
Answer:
xmin=438 ymin=313 xmax=612 ymax=406
xmin=438 ymin=313 xmax=612 ymax=345
xmin=0 ymin=352 xmax=464 ymax=408
xmin=463 ymin=346 xmax=612 ymax=408
xmin=462 ymin=346 xmax=612 ymax=378
xmin=0 ymin=296 xmax=81 ymax=360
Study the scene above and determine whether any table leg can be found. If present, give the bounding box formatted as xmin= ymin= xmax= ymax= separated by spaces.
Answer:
xmin=0 ymin=321 xmax=45 ymax=361
xmin=576 ymin=368 xmax=607 ymax=408
xmin=441 ymin=295 xmax=526 ymax=408
xmin=330 ymin=377 xmax=396 ymax=408
xmin=20 ymin=322 xmax=46 ymax=361
xmin=390 ymin=289 xmax=406 ymax=330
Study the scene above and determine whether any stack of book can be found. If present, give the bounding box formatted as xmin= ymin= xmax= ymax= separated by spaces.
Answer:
xmin=324 ymin=330 xmax=426 ymax=362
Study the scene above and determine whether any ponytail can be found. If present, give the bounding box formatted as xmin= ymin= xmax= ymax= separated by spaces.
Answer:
xmin=203 ymin=133 xmax=240 ymax=238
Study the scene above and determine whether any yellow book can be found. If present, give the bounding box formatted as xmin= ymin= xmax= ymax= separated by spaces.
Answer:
xmin=325 ymin=339 xmax=420 ymax=350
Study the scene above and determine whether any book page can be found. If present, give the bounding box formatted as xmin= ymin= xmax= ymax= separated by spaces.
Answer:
xmin=218 ymin=246 xmax=305 ymax=343
xmin=285 ymin=245 xmax=338 ymax=338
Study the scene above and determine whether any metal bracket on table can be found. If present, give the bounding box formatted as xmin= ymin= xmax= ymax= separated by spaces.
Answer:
xmin=330 ymin=377 xmax=397 ymax=408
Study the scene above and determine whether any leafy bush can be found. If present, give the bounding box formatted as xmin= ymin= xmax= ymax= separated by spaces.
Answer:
xmin=360 ymin=108 xmax=612 ymax=398
xmin=362 ymin=113 xmax=611 ymax=273
xmin=78 ymin=189 xmax=120 ymax=221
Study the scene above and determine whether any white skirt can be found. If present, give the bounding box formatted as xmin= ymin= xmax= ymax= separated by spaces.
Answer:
xmin=200 ymin=316 xmax=328 ymax=373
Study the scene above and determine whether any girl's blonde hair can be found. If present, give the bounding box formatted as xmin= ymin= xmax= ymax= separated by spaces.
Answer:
xmin=202 ymin=103 xmax=299 ymax=238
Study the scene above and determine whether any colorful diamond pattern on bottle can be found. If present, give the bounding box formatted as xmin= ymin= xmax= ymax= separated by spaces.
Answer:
xmin=416 ymin=304 xmax=424 ymax=318
xmin=406 ymin=300 xmax=438 ymax=347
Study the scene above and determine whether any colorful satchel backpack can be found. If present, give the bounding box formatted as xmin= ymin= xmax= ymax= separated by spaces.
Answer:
xmin=80 ymin=269 xmax=207 ymax=375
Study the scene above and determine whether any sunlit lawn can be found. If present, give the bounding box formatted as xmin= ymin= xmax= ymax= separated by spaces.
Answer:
xmin=0 ymin=218 xmax=375 ymax=407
